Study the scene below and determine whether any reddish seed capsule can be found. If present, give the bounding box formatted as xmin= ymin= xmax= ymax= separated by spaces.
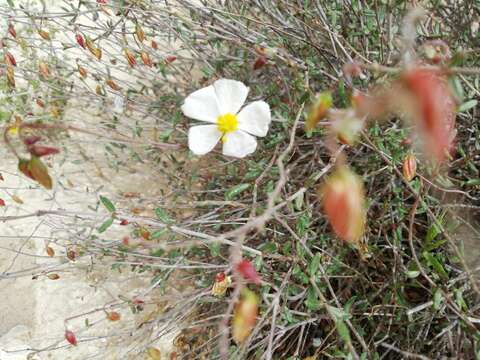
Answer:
xmin=8 ymin=24 xmax=16 ymax=38
xmin=24 ymin=136 xmax=42 ymax=146
xmin=29 ymin=145 xmax=60 ymax=157
xmin=236 ymin=259 xmax=261 ymax=284
xmin=65 ymin=330 xmax=77 ymax=346
xmin=76 ymin=34 xmax=86 ymax=49
xmin=0 ymin=199 xmax=5 ymax=207
xmin=5 ymin=52 xmax=16 ymax=66
xmin=165 ymin=55 xmax=177 ymax=64
xmin=120 ymin=219 xmax=129 ymax=225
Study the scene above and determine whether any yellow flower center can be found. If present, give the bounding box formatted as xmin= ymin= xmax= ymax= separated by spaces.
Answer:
xmin=217 ymin=113 xmax=238 ymax=134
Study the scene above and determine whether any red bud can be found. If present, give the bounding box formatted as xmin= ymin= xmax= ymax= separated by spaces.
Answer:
xmin=5 ymin=52 xmax=16 ymax=66
xmin=0 ymin=199 xmax=5 ymax=207
xmin=236 ymin=259 xmax=261 ymax=284
xmin=215 ymin=272 xmax=226 ymax=282
xmin=165 ymin=55 xmax=177 ymax=64
xmin=76 ymin=34 xmax=86 ymax=49
xmin=65 ymin=330 xmax=77 ymax=346
xmin=29 ymin=145 xmax=60 ymax=157
xmin=120 ymin=219 xmax=129 ymax=225
xmin=253 ymin=56 xmax=267 ymax=70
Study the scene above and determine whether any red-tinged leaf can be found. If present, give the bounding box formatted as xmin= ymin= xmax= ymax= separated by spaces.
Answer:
xmin=29 ymin=145 xmax=60 ymax=157
xmin=236 ymin=259 xmax=261 ymax=284
xmin=106 ymin=311 xmax=121 ymax=321
xmin=75 ymin=34 xmax=86 ymax=49
xmin=306 ymin=92 xmax=333 ymax=131
xmin=18 ymin=159 xmax=35 ymax=180
xmin=0 ymin=199 xmax=5 ymax=207
xmin=65 ymin=330 xmax=77 ymax=346
xmin=28 ymin=156 xmax=53 ymax=189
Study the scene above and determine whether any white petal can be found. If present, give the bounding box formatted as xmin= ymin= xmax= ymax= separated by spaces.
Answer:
xmin=214 ymin=79 xmax=249 ymax=115
xmin=237 ymin=101 xmax=271 ymax=137
xmin=188 ymin=125 xmax=222 ymax=155
xmin=182 ymin=85 xmax=220 ymax=123
xmin=222 ymin=130 xmax=257 ymax=158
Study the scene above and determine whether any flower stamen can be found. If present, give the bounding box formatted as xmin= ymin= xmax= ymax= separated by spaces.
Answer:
xmin=217 ymin=113 xmax=238 ymax=134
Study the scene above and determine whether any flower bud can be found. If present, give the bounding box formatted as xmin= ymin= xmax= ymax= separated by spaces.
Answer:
xmin=151 ymin=40 xmax=158 ymax=50
xmin=236 ymin=259 xmax=261 ymax=284
xmin=165 ymin=55 xmax=177 ymax=64
xmin=305 ymin=91 xmax=333 ymax=131
xmin=124 ymin=49 xmax=136 ymax=67
xmin=402 ymin=68 xmax=456 ymax=162
xmin=78 ymin=65 xmax=87 ymax=78
xmin=140 ymin=51 xmax=152 ymax=67
xmin=135 ymin=24 xmax=146 ymax=42
xmin=65 ymin=330 xmax=77 ymax=346
xmin=211 ymin=272 xmax=232 ymax=297
xmin=106 ymin=79 xmax=120 ymax=91
xmin=330 ymin=109 xmax=364 ymax=145
xmin=38 ymin=29 xmax=50 ymax=40
xmin=319 ymin=166 xmax=366 ymax=243
xmin=106 ymin=311 xmax=121 ymax=321
xmin=8 ymin=24 xmax=16 ymax=38
xmin=402 ymin=153 xmax=417 ymax=182
xmin=253 ymin=56 xmax=267 ymax=70
xmin=232 ymin=288 xmax=259 ymax=344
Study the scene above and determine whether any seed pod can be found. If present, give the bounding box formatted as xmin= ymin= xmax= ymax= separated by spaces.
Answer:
xmin=135 ymin=24 xmax=145 ymax=42
xmin=124 ymin=49 xmax=136 ymax=67
xmin=305 ymin=92 xmax=333 ymax=131
xmin=38 ymin=62 xmax=50 ymax=78
xmin=47 ymin=273 xmax=60 ymax=280
xmin=65 ymin=330 xmax=77 ymax=346
xmin=232 ymin=288 xmax=259 ymax=344
xmin=106 ymin=79 xmax=120 ymax=91
xmin=140 ymin=51 xmax=152 ymax=67
xmin=6 ymin=66 xmax=15 ymax=88
xmin=120 ymin=219 xmax=129 ymax=225
xmin=78 ymin=65 xmax=87 ymax=78
xmin=75 ymin=34 xmax=86 ymax=49
xmin=236 ymin=259 xmax=261 ymax=284
xmin=5 ymin=52 xmax=16 ymax=66
xmin=402 ymin=153 xmax=417 ymax=182
xmin=38 ymin=29 xmax=50 ymax=40
xmin=151 ymin=40 xmax=158 ymax=50
xmin=320 ymin=166 xmax=366 ymax=243
xmin=8 ymin=24 xmax=16 ymax=38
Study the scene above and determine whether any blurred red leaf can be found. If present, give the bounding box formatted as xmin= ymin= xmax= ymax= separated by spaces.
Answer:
xmin=29 ymin=145 xmax=60 ymax=157
xmin=75 ymin=34 xmax=86 ymax=49
xmin=253 ymin=56 xmax=267 ymax=70
xmin=0 ymin=199 xmax=5 ymax=207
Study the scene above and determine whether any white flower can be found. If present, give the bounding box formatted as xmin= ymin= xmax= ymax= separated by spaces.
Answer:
xmin=182 ymin=79 xmax=271 ymax=158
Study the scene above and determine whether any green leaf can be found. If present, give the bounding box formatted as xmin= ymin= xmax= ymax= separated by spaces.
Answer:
xmin=99 ymin=195 xmax=116 ymax=212
xmin=423 ymin=251 xmax=448 ymax=280
xmin=458 ymin=99 xmax=477 ymax=113
xmin=225 ymin=183 xmax=250 ymax=200
xmin=308 ymin=253 xmax=321 ymax=277
xmin=336 ymin=319 xmax=351 ymax=344
xmin=155 ymin=208 xmax=173 ymax=223
xmin=150 ymin=229 xmax=167 ymax=239
xmin=464 ymin=179 xmax=480 ymax=186
xmin=98 ymin=217 xmax=114 ymax=233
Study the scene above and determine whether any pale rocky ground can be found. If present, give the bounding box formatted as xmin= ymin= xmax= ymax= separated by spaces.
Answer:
xmin=0 ymin=0 xmax=191 ymax=358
